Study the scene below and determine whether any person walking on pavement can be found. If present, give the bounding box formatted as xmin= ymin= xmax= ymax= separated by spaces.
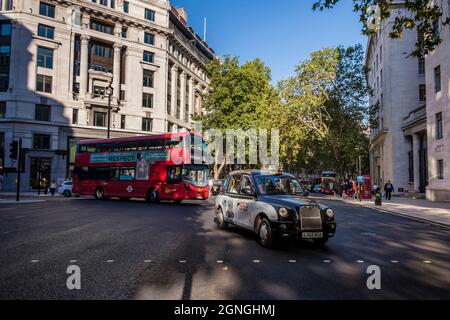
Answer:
xmin=50 ymin=180 xmax=57 ymax=196
xmin=384 ymin=180 xmax=394 ymax=200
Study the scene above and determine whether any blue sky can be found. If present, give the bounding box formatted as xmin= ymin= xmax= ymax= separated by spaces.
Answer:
xmin=171 ymin=0 xmax=366 ymax=84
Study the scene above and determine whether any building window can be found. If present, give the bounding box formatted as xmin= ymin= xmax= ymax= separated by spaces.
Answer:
xmin=39 ymin=2 xmax=55 ymax=18
xmin=143 ymin=51 xmax=154 ymax=63
xmin=121 ymin=28 xmax=127 ymax=38
xmin=73 ymin=82 xmax=80 ymax=93
xmin=33 ymin=134 xmax=51 ymax=150
xmin=90 ymin=20 xmax=114 ymax=35
xmin=437 ymin=159 xmax=444 ymax=180
xmin=144 ymin=32 xmax=155 ymax=45
xmin=35 ymin=104 xmax=51 ymax=122
xmin=418 ymin=57 xmax=425 ymax=75
xmin=0 ymin=101 xmax=5 ymax=118
xmin=436 ymin=112 xmax=443 ymax=140
xmin=120 ymin=115 xmax=126 ymax=129
xmin=120 ymin=90 xmax=125 ymax=101
xmin=0 ymin=23 xmax=11 ymax=36
xmin=4 ymin=0 xmax=13 ymax=11
xmin=93 ymin=86 xmax=106 ymax=96
xmin=37 ymin=24 xmax=54 ymax=39
xmin=0 ymin=132 xmax=4 ymax=169
xmin=434 ymin=66 xmax=441 ymax=93
xmin=142 ymin=117 xmax=152 ymax=132
xmin=433 ymin=20 xmax=440 ymax=39
xmin=142 ymin=92 xmax=153 ymax=108
xmin=110 ymin=0 xmax=115 ymax=9
xmin=72 ymin=109 xmax=78 ymax=124
xmin=419 ymin=84 xmax=426 ymax=102
xmin=37 ymin=46 xmax=53 ymax=69
xmin=36 ymin=74 xmax=52 ymax=93
xmin=145 ymin=8 xmax=155 ymax=21
xmin=123 ymin=1 xmax=129 ymax=13
xmin=93 ymin=111 xmax=107 ymax=127
xmin=143 ymin=69 xmax=154 ymax=87
xmin=99 ymin=0 xmax=107 ymax=6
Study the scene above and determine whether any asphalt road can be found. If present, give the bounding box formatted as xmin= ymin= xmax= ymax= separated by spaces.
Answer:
xmin=0 ymin=195 xmax=449 ymax=299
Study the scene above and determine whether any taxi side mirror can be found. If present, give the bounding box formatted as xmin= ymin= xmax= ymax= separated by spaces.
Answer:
xmin=303 ymin=190 xmax=310 ymax=197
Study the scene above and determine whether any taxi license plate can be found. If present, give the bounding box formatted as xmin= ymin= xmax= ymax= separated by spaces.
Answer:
xmin=302 ymin=232 xmax=323 ymax=239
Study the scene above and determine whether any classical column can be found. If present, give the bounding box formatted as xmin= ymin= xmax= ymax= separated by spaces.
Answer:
xmin=412 ymin=133 xmax=421 ymax=192
xmin=180 ymin=71 xmax=187 ymax=122
xmin=170 ymin=65 xmax=178 ymax=117
xmin=113 ymin=44 xmax=121 ymax=100
xmin=188 ymin=78 xmax=194 ymax=123
xmin=79 ymin=35 xmax=90 ymax=98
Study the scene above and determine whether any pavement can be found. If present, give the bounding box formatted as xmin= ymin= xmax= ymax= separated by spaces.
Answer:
xmin=332 ymin=195 xmax=450 ymax=228
xmin=0 ymin=196 xmax=449 ymax=299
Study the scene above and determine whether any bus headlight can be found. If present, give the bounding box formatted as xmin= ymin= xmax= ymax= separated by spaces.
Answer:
xmin=326 ymin=208 xmax=334 ymax=219
xmin=278 ymin=207 xmax=289 ymax=218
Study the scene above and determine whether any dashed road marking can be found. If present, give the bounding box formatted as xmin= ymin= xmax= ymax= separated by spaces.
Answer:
xmin=69 ymin=260 xmax=78 ymax=263
xmin=253 ymin=260 xmax=261 ymax=263
xmin=144 ymin=260 xmax=152 ymax=263
xmin=356 ymin=260 xmax=364 ymax=263
xmin=424 ymin=260 xmax=432 ymax=264
xmin=31 ymin=260 xmax=39 ymax=263
xmin=323 ymin=259 xmax=331 ymax=263
xmin=222 ymin=266 xmax=228 ymax=271
xmin=217 ymin=260 xmax=224 ymax=264
xmin=179 ymin=260 xmax=187 ymax=264
xmin=390 ymin=260 xmax=399 ymax=264
xmin=289 ymin=260 xmax=296 ymax=263
xmin=107 ymin=260 xmax=114 ymax=263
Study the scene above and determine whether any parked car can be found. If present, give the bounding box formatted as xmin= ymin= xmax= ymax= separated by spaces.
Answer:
xmin=210 ymin=179 xmax=223 ymax=196
xmin=58 ymin=180 xmax=73 ymax=197
xmin=214 ymin=170 xmax=336 ymax=248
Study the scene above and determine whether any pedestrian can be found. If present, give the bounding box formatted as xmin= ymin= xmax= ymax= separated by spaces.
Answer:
xmin=0 ymin=173 xmax=4 ymax=191
xmin=50 ymin=180 xmax=56 ymax=196
xmin=384 ymin=180 xmax=394 ymax=201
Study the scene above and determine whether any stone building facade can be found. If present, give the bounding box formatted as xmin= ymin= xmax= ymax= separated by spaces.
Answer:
xmin=0 ymin=0 xmax=214 ymax=191
xmin=367 ymin=3 xmax=428 ymax=194
xmin=424 ymin=0 xmax=450 ymax=201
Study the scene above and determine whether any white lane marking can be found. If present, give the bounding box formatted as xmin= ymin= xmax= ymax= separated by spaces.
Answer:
xmin=222 ymin=266 xmax=228 ymax=271
xmin=107 ymin=260 xmax=114 ymax=263
xmin=323 ymin=259 xmax=331 ymax=263
xmin=424 ymin=260 xmax=432 ymax=264
xmin=356 ymin=260 xmax=364 ymax=263
xmin=69 ymin=260 xmax=78 ymax=263
xmin=31 ymin=260 xmax=39 ymax=263
xmin=289 ymin=260 xmax=296 ymax=263
xmin=144 ymin=260 xmax=152 ymax=263
xmin=253 ymin=259 xmax=260 ymax=263
xmin=217 ymin=260 xmax=224 ymax=264
xmin=390 ymin=260 xmax=399 ymax=264
xmin=179 ymin=260 xmax=187 ymax=264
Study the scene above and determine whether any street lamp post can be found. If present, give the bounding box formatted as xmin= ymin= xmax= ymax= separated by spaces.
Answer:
xmin=105 ymin=85 xmax=113 ymax=139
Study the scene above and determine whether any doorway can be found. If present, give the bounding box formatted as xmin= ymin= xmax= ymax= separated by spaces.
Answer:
xmin=29 ymin=158 xmax=51 ymax=189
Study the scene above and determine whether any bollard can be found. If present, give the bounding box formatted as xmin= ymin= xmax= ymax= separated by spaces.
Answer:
xmin=375 ymin=192 xmax=382 ymax=206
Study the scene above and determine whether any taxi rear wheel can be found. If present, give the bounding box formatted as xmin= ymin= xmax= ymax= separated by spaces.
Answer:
xmin=257 ymin=218 xmax=274 ymax=248
xmin=147 ymin=188 xmax=160 ymax=203
xmin=216 ymin=207 xmax=228 ymax=230
xmin=95 ymin=187 xmax=104 ymax=200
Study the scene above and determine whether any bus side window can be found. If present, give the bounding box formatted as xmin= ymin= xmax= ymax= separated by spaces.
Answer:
xmin=120 ymin=167 xmax=135 ymax=181
xmin=110 ymin=167 xmax=120 ymax=181
xmin=167 ymin=166 xmax=181 ymax=184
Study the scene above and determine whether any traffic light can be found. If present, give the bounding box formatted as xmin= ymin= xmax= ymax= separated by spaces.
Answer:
xmin=9 ymin=141 xmax=18 ymax=160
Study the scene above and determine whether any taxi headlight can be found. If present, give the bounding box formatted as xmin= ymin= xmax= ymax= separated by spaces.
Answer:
xmin=326 ymin=208 xmax=335 ymax=219
xmin=278 ymin=207 xmax=289 ymax=218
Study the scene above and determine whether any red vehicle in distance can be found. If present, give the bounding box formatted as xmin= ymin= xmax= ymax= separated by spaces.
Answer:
xmin=72 ymin=132 xmax=209 ymax=203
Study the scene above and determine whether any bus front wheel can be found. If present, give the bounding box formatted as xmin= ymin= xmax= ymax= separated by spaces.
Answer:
xmin=95 ymin=187 xmax=105 ymax=200
xmin=147 ymin=189 xmax=159 ymax=203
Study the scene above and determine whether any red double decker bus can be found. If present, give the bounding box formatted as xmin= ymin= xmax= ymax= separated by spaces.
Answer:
xmin=72 ymin=132 xmax=209 ymax=203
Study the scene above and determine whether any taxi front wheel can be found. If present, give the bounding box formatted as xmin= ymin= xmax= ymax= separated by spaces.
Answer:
xmin=313 ymin=236 xmax=329 ymax=246
xmin=257 ymin=218 xmax=275 ymax=248
xmin=216 ymin=207 xmax=228 ymax=229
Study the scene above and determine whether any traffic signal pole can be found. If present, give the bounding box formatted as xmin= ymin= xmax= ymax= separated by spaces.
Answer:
xmin=16 ymin=139 xmax=22 ymax=202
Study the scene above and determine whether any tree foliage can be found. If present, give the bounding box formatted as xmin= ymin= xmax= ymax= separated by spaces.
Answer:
xmin=277 ymin=45 xmax=370 ymax=176
xmin=313 ymin=0 xmax=447 ymax=56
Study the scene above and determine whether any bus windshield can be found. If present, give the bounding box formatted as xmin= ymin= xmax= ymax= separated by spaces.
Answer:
xmin=182 ymin=165 xmax=208 ymax=187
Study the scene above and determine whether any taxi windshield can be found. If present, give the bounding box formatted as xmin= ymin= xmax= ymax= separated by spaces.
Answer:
xmin=254 ymin=175 xmax=304 ymax=195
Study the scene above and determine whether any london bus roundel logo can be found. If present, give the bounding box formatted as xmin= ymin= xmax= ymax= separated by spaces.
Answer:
xmin=127 ymin=186 xmax=133 ymax=193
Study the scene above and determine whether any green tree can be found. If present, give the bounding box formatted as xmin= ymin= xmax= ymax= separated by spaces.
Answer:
xmin=313 ymin=0 xmax=447 ymax=56
xmin=278 ymin=45 xmax=370 ymax=177
xmin=195 ymin=56 xmax=279 ymax=178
